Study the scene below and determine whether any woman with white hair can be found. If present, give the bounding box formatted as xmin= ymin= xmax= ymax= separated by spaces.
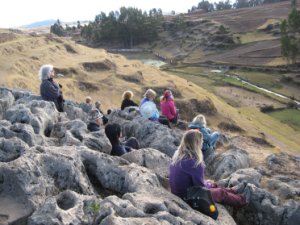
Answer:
xmin=39 ymin=64 xmax=64 ymax=112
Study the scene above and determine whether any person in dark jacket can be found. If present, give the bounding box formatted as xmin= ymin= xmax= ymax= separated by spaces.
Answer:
xmin=121 ymin=90 xmax=138 ymax=110
xmin=105 ymin=123 xmax=139 ymax=156
xmin=188 ymin=114 xmax=220 ymax=161
xmin=169 ymin=130 xmax=249 ymax=207
xmin=39 ymin=64 xmax=64 ymax=112
xmin=87 ymin=109 xmax=103 ymax=132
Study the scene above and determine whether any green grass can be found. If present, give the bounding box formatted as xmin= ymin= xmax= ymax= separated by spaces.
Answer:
xmin=231 ymin=69 xmax=281 ymax=88
xmin=235 ymin=31 xmax=277 ymax=44
xmin=232 ymin=69 xmax=300 ymax=100
xmin=167 ymin=67 xmax=290 ymax=104
xmin=268 ymin=109 xmax=300 ymax=132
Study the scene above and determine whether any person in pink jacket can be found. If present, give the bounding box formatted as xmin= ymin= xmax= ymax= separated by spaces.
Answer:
xmin=160 ymin=90 xmax=178 ymax=124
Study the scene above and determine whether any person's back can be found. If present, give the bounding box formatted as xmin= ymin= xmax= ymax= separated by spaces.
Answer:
xmin=121 ymin=90 xmax=138 ymax=110
xmin=160 ymin=90 xmax=177 ymax=123
xmin=169 ymin=130 xmax=248 ymax=209
xmin=105 ymin=123 xmax=139 ymax=156
xmin=188 ymin=114 xmax=220 ymax=156
xmin=170 ymin=158 xmax=207 ymax=198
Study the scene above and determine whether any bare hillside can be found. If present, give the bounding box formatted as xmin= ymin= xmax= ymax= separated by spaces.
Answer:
xmin=153 ymin=1 xmax=296 ymax=67
xmin=0 ymin=29 xmax=299 ymax=154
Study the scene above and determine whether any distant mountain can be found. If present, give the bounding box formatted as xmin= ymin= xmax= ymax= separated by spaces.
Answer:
xmin=19 ymin=19 xmax=57 ymax=28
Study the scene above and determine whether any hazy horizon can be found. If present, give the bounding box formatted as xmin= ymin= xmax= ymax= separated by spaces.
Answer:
xmin=0 ymin=0 xmax=220 ymax=28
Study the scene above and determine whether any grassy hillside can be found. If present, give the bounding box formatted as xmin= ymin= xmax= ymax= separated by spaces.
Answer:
xmin=0 ymin=28 xmax=299 ymax=155
xmin=150 ymin=1 xmax=298 ymax=67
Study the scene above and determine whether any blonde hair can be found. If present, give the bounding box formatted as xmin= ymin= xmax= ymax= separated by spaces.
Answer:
xmin=172 ymin=130 xmax=204 ymax=167
xmin=86 ymin=96 xmax=92 ymax=104
xmin=192 ymin=114 xmax=207 ymax=127
xmin=122 ymin=90 xmax=134 ymax=100
xmin=144 ymin=89 xmax=157 ymax=99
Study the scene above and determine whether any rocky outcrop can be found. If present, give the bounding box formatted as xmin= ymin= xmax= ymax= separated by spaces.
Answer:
xmin=0 ymin=87 xmax=299 ymax=225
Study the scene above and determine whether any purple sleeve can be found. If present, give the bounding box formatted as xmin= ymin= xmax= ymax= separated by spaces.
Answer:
xmin=183 ymin=161 xmax=211 ymax=189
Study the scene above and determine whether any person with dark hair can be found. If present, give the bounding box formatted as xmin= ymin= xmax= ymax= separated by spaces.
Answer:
xmin=169 ymin=130 xmax=250 ymax=207
xmin=121 ymin=90 xmax=138 ymax=110
xmin=87 ymin=109 xmax=103 ymax=132
xmin=105 ymin=123 xmax=139 ymax=156
xmin=39 ymin=64 xmax=64 ymax=112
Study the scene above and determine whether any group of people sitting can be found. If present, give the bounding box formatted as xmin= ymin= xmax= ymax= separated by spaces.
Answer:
xmin=121 ymin=88 xmax=178 ymax=128
xmin=39 ymin=64 xmax=247 ymax=216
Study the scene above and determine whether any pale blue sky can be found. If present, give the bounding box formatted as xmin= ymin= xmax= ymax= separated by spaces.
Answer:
xmin=0 ymin=0 xmax=217 ymax=28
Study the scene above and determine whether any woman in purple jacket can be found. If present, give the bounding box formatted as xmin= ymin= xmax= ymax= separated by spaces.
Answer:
xmin=39 ymin=64 xmax=64 ymax=112
xmin=169 ymin=130 xmax=249 ymax=207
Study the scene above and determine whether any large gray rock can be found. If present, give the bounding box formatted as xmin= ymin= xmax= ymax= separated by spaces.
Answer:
xmin=0 ymin=88 xmax=14 ymax=120
xmin=80 ymin=149 xmax=161 ymax=194
xmin=0 ymin=168 xmax=35 ymax=225
xmin=0 ymin=86 xmax=298 ymax=225
xmin=28 ymin=190 xmax=97 ymax=225
xmin=108 ymin=110 xmax=182 ymax=157
xmin=0 ymin=137 xmax=28 ymax=162
xmin=121 ymin=148 xmax=171 ymax=178
xmin=0 ymin=122 xmax=44 ymax=147
xmin=218 ymin=168 xmax=262 ymax=188
xmin=5 ymin=100 xmax=59 ymax=135
xmin=232 ymin=184 xmax=298 ymax=225
xmin=206 ymin=147 xmax=250 ymax=180
xmin=51 ymin=119 xmax=111 ymax=153
xmin=64 ymin=100 xmax=88 ymax=122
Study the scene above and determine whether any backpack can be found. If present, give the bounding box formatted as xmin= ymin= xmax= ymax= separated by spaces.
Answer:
xmin=183 ymin=186 xmax=219 ymax=220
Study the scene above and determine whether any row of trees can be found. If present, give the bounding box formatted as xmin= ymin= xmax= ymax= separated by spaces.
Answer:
xmin=50 ymin=20 xmax=82 ymax=36
xmin=280 ymin=3 xmax=300 ymax=65
xmin=80 ymin=7 xmax=163 ymax=48
xmin=190 ymin=0 xmax=284 ymax=13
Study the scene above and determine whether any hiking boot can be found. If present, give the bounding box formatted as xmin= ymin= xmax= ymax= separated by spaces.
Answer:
xmin=243 ymin=185 xmax=252 ymax=205
xmin=232 ymin=181 xmax=247 ymax=194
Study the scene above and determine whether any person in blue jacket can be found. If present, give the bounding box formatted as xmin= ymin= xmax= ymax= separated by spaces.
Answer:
xmin=39 ymin=64 xmax=64 ymax=112
xmin=188 ymin=114 xmax=220 ymax=160
xmin=105 ymin=123 xmax=139 ymax=156
xmin=139 ymin=89 xmax=171 ymax=128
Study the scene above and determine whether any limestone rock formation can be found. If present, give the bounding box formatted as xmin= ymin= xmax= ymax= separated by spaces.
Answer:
xmin=0 ymin=87 xmax=299 ymax=225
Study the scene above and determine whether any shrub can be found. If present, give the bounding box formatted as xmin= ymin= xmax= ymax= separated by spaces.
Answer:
xmin=260 ymin=105 xmax=274 ymax=113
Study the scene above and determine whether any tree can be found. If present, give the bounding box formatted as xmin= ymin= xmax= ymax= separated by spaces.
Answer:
xmin=215 ymin=0 xmax=232 ymax=10
xmin=233 ymin=0 xmax=249 ymax=8
xmin=280 ymin=8 xmax=300 ymax=64
xmin=77 ymin=21 xmax=82 ymax=29
xmin=197 ymin=0 xmax=215 ymax=12
xmin=80 ymin=7 xmax=162 ymax=47
xmin=291 ymin=0 xmax=297 ymax=8
xmin=50 ymin=19 xmax=64 ymax=36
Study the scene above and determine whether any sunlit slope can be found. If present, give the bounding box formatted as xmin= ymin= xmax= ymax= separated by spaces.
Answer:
xmin=0 ymin=30 xmax=299 ymax=152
